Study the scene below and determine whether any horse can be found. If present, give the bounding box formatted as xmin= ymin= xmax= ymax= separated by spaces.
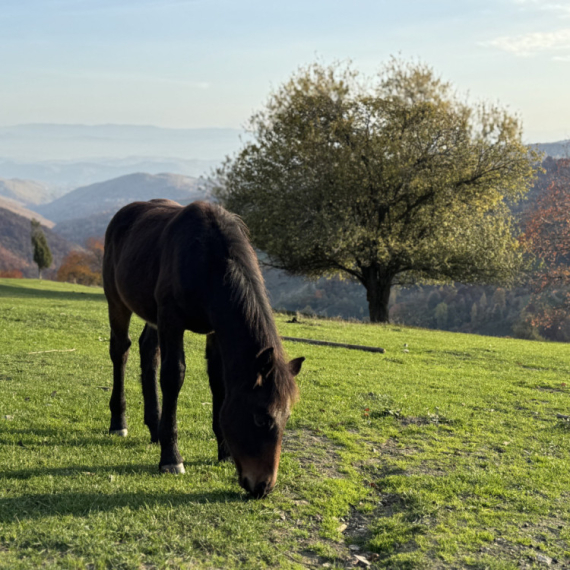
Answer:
xmin=102 ymin=199 xmax=304 ymax=498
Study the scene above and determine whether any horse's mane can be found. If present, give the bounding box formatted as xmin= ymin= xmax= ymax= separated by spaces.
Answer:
xmin=214 ymin=206 xmax=299 ymax=405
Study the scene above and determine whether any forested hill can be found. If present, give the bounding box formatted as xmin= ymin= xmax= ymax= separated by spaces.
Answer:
xmin=0 ymin=208 xmax=76 ymax=278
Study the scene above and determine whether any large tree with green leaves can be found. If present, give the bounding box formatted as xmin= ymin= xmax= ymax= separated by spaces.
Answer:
xmin=31 ymin=219 xmax=53 ymax=279
xmin=214 ymin=60 xmax=539 ymax=322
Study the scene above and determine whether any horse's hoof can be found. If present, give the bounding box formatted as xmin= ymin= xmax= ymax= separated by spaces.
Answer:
xmin=109 ymin=429 xmax=128 ymax=437
xmin=160 ymin=463 xmax=185 ymax=474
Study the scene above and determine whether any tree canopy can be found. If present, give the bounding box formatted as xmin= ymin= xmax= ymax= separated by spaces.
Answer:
xmin=214 ymin=60 xmax=539 ymax=322
xmin=57 ymin=238 xmax=104 ymax=286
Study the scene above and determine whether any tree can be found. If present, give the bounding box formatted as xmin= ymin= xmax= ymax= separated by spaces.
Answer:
xmin=214 ymin=60 xmax=539 ymax=322
xmin=521 ymin=158 xmax=570 ymax=333
xmin=31 ymin=219 xmax=53 ymax=279
xmin=57 ymin=238 xmax=104 ymax=286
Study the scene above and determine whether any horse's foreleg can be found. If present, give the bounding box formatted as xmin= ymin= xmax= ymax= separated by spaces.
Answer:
xmin=108 ymin=308 xmax=132 ymax=436
xmin=157 ymin=318 xmax=186 ymax=474
xmin=139 ymin=324 xmax=161 ymax=443
xmin=206 ymin=333 xmax=230 ymax=461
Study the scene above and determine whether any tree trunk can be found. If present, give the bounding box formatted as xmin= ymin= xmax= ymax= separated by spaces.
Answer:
xmin=38 ymin=267 xmax=42 ymax=280
xmin=362 ymin=267 xmax=393 ymax=323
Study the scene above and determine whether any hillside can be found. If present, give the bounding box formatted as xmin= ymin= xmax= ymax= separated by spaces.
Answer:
xmin=52 ymin=212 xmax=115 ymax=243
xmin=0 ymin=278 xmax=569 ymax=569
xmin=0 ymin=208 xmax=76 ymax=277
xmin=35 ymin=172 xmax=205 ymax=223
xmin=0 ymin=177 xmax=51 ymax=205
xmin=0 ymin=197 xmax=54 ymax=228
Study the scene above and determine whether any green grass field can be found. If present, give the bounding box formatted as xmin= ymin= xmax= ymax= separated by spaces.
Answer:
xmin=0 ymin=278 xmax=569 ymax=569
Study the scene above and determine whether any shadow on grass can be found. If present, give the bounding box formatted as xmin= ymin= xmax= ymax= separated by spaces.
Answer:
xmin=0 ymin=488 xmax=246 ymax=522
xmin=2 ymin=429 xmax=162 ymax=449
xmin=2 ymin=456 xmax=229 ymax=480
xmin=2 ymin=432 xmax=223 ymax=469
xmin=0 ymin=283 xmax=104 ymax=303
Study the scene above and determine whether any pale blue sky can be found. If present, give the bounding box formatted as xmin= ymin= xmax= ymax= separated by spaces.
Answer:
xmin=1 ymin=0 xmax=569 ymax=142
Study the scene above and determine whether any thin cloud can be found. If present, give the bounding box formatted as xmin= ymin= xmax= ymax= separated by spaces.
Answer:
xmin=512 ymin=0 xmax=570 ymax=16
xmin=483 ymin=28 xmax=570 ymax=56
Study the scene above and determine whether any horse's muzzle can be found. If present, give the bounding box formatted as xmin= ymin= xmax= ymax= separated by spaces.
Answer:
xmin=239 ymin=476 xmax=273 ymax=499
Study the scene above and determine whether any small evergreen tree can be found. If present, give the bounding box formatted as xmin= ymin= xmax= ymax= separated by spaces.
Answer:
xmin=31 ymin=219 xmax=53 ymax=279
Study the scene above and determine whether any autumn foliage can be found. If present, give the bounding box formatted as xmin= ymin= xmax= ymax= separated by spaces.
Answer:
xmin=57 ymin=238 xmax=104 ymax=286
xmin=522 ymin=158 xmax=570 ymax=336
xmin=0 ymin=269 xmax=24 ymax=278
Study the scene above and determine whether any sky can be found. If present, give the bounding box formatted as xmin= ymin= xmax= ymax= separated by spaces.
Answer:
xmin=1 ymin=0 xmax=569 ymax=143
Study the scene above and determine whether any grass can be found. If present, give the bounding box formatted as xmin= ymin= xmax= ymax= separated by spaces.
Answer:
xmin=0 ymin=277 xmax=569 ymax=569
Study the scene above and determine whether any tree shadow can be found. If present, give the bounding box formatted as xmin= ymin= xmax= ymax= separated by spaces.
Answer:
xmin=0 ymin=283 xmax=105 ymax=303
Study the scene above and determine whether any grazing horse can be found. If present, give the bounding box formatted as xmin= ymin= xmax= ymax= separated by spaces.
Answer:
xmin=103 ymin=200 xmax=304 ymax=498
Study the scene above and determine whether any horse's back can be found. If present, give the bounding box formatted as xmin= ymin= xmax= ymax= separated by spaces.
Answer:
xmin=104 ymin=200 xmax=183 ymax=323
xmin=103 ymin=200 xmax=231 ymax=330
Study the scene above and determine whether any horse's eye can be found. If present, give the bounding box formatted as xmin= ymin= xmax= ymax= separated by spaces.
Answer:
xmin=254 ymin=413 xmax=273 ymax=428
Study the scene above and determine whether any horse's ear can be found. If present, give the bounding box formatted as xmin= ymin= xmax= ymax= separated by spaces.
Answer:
xmin=256 ymin=347 xmax=275 ymax=376
xmin=288 ymin=357 xmax=305 ymax=377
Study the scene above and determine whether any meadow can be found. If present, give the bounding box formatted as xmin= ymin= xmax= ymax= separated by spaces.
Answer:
xmin=0 ymin=278 xmax=569 ymax=569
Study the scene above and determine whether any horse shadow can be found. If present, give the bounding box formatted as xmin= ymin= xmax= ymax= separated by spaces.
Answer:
xmin=0 ymin=487 xmax=246 ymax=523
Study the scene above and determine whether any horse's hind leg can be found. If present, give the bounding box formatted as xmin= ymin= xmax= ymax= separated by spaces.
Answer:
xmin=139 ymin=323 xmax=161 ymax=443
xmin=108 ymin=303 xmax=132 ymax=436
xmin=206 ymin=333 xmax=230 ymax=461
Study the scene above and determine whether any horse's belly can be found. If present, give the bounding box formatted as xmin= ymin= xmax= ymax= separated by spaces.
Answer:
xmin=114 ymin=262 xmax=159 ymax=325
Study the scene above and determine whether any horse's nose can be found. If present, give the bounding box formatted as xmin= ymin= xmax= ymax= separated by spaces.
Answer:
xmin=240 ymin=476 xmax=273 ymax=498
xmin=252 ymin=481 xmax=269 ymax=498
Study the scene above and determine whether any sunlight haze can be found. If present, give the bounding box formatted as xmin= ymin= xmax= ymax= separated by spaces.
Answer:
xmin=1 ymin=0 xmax=569 ymax=142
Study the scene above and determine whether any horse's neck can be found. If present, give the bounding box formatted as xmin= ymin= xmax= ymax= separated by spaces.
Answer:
xmin=211 ymin=299 xmax=278 ymax=388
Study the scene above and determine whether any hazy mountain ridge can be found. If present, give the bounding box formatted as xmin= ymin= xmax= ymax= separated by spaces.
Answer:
xmin=533 ymin=140 xmax=569 ymax=158
xmin=53 ymin=212 xmax=116 ymax=244
xmin=0 ymin=124 xmax=245 ymax=162
xmin=0 ymin=177 xmax=52 ymax=205
xmin=33 ymin=172 xmax=207 ymax=227
xmin=0 ymin=156 xmax=219 ymax=191
xmin=0 ymin=197 xmax=54 ymax=228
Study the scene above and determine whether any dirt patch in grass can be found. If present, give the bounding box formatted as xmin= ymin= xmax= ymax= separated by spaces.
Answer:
xmin=284 ymin=429 xmax=345 ymax=479
xmin=536 ymin=385 xmax=568 ymax=394
xmin=474 ymin=520 xmax=570 ymax=570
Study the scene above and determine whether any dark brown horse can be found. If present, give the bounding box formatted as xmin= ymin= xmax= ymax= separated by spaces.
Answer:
xmin=103 ymin=199 xmax=304 ymax=498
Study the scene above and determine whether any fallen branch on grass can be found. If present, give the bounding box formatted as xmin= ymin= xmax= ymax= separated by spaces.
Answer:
xmin=281 ymin=336 xmax=385 ymax=354
xmin=557 ymin=413 xmax=570 ymax=420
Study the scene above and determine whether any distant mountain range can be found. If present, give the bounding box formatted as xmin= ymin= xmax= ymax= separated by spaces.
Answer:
xmin=0 ymin=124 xmax=245 ymax=162
xmin=0 ymin=124 xmax=564 ymax=196
xmin=533 ymin=140 xmax=569 ymax=158
xmin=35 ymin=172 xmax=206 ymax=224
xmin=0 ymin=156 xmax=220 ymax=192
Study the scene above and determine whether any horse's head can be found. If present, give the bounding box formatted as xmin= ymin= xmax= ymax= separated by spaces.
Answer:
xmin=220 ymin=347 xmax=304 ymax=498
